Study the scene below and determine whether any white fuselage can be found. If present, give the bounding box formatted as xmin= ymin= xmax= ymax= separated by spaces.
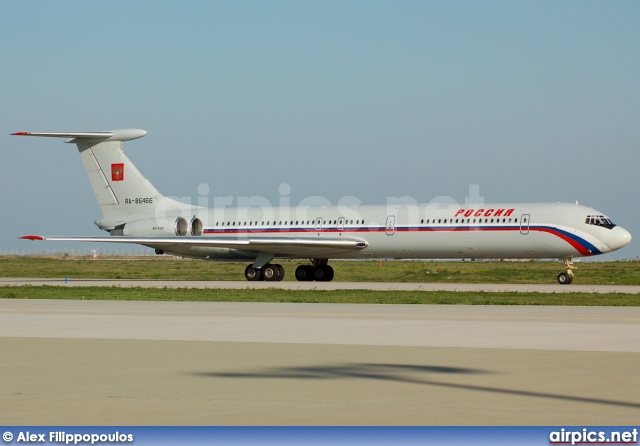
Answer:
xmin=149 ymin=202 xmax=628 ymax=261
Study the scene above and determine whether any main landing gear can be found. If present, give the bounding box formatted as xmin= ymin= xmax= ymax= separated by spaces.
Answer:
xmin=244 ymin=263 xmax=285 ymax=282
xmin=294 ymin=263 xmax=334 ymax=282
xmin=243 ymin=259 xmax=335 ymax=282
xmin=557 ymin=258 xmax=575 ymax=285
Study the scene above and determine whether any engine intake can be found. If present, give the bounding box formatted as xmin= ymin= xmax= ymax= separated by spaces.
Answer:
xmin=175 ymin=217 xmax=188 ymax=236
xmin=190 ymin=217 xmax=203 ymax=236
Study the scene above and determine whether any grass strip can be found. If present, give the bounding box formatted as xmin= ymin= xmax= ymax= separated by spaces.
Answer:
xmin=1 ymin=286 xmax=639 ymax=306
xmin=1 ymin=257 xmax=639 ymax=285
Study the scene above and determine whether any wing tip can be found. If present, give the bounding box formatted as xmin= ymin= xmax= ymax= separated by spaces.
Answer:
xmin=11 ymin=132 xmax=30 ymax=136
xmin=20 ymin=235 xmax=44 ymax=241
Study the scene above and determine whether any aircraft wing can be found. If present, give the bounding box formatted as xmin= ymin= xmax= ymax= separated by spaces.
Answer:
xmin=20 ymin=235 xmax=368 ymax=257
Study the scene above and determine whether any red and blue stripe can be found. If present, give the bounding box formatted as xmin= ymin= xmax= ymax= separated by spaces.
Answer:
xmin=203 ymin=224 xmax=602 ymax=256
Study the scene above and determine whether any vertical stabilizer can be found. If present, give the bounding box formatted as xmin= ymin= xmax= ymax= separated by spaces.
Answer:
xmin=12 ymin=130 xmax=194 ymax=224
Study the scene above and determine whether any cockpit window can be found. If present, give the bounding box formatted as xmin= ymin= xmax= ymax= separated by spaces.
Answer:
xmin=585 ymin=215 xmax=616 ymax=230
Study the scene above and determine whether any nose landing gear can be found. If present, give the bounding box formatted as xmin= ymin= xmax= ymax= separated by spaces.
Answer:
xmin=557 ymin=258 xmax=574 ymax=285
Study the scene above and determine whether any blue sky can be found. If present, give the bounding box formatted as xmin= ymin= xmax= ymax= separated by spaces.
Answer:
xmin=2 ymin=1 xmax=639 ymax=259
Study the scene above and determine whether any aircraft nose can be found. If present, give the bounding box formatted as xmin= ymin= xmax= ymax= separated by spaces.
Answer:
xmin=608 ymin=226 xmax=632 ymax=251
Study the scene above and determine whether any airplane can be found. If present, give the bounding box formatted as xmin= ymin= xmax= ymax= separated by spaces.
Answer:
xmin=12 ymin=129 xmax=632 ymax=284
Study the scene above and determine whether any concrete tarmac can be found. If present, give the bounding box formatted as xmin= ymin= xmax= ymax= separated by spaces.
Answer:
xmin=2 ymin=277 xmax=640 ymax=293
xmin=1 ymin=299 xmax=639 ymax=425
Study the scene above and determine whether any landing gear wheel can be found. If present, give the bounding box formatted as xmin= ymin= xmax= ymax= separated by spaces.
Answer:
xmin=245 ymin=264 xmax=262 ymax=281
xmin=314 ymin=265 xmax=335 ymax=282
xmin=295 ymin=265 xmax=314 ymax=281
xmin=263 ymin=264 xmax=281 ymax=282
xmin=557 ymin=272 xmax=573 ymax=285
xmin=557 ymin=257 xmax=575 ymax=285
xmin=323 ymin=265 xmax=334 ymax=282
xmin=276 ymin=264 xmax=285 ymax=281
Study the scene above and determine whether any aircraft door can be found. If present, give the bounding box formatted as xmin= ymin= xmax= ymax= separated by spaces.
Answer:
xmin=520 ymin=214 xmax=530 ymax=235
xmin=337 ymin=217 xmax=345 ymax=231
xmin=386 ymin=215 xmax=396 ymax=235
xmin=315 ymin=217 xmax=323 ymax=230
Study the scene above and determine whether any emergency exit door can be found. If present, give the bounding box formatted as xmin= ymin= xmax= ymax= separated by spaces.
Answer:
xmin=520 ymin=214 xmax=530 ymax=235
xmin=386 ymin=215 xmax=396 ymax=235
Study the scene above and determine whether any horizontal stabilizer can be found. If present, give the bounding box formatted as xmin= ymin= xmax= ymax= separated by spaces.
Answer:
xmin=11 ymin=129 xmax=147 ymax=142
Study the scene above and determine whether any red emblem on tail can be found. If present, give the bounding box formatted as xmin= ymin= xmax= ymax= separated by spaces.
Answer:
xmin=111 ymin=163 xmax=124 ymax=181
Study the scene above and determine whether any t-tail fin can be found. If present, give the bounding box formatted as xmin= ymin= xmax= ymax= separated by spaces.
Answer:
xmin=12 ymin=129 xmax=195 ymax=229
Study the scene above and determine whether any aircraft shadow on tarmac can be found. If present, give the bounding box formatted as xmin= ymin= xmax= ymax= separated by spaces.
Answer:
xmin=190 ymin=362 xmax=640 ymax=410
xmin=193 ymin=363 xmax=488 ymax=381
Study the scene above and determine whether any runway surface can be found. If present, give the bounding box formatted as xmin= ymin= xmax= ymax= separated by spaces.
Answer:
xmin=2 ymin=277 xmax=640 ymax=293
xmin=1 ymin=298 xmax=639 ymax=425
